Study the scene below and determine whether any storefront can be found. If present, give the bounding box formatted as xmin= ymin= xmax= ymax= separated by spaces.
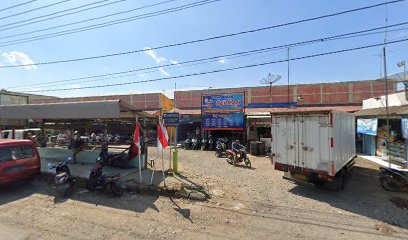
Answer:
xmin=178 ymin=113 xmax=201 ymax=141
xmin=354 ymin=105 xmax=408 ymax=167
xmin=201 ymin=93 xmax=246 ymax=143
xmin=246 ymin=114 xmax=271 ymax=144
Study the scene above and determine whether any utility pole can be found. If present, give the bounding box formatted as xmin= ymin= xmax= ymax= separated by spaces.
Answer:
xmin=174 ymin=82 xmax=177 ymax=149
xmin=383 ymin=3 xmax=391 ymax=168
xmin=287 ymin=47 xmax=290 ymax=107
xmin=383 ymin=46 xmax=391 ymax=168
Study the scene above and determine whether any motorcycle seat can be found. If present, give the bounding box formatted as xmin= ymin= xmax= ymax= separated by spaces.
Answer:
xmin=56 ymin=172 xmax=68 ymax=177
xmin=103 ymin=173 xmax=120 ymax=178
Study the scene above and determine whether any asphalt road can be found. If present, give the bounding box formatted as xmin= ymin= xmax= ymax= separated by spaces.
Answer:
xmin=0 ymin=148 xmax=407 ymax=239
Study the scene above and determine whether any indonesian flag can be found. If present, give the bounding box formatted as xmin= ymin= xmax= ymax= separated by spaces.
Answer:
xmin=132 ymin=121 xmax=142 ymax=154
xmin=157 ymin=121 xmax=169 ymax=152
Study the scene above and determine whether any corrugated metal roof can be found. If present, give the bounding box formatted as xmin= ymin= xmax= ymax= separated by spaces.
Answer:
xmin=169 ymin=108 xmax=201 ymax=115
xmin=354 ymin=105 xmax=408 ymax=117
xmin=0 ymin=100 xmax=153 ymax=119
xmin=246 ymin=106 xmax=362 ymax=114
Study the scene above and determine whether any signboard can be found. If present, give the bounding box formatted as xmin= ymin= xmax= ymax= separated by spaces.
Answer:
xmin=201 ymin=93 xmax=245 ymax=130
xmin=401 ymin=116 xmax=408 ymax=139
xmin=248 ymin=117 xmax=271 ymax=127
xmin=202 ymin=93 xmax=244 ymax=113
xmin=357 ymin=118 xmax=378 ymax=136
xmin=202 ymin=113 xmax=244 ymax=130
xmin=163 ymin=112 xmax=180 ymax=126
xmin=180 ymin=114 xmax=200 ymax=124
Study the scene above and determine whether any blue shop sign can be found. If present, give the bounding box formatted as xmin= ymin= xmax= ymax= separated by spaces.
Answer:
xmin=202 ymin=113 xmax=244 ymax=130
xmin=163 ymin=112 xmax=180 ymax=126
xmin=202 ymin=93 xmax=244 ymax=113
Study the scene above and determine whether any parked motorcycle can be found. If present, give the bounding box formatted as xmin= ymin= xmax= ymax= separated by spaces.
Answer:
xmin=379 ymin=167 xmax=408 ymax=192
xmin=184 ymin=137 xmax=192 ymax=150
xmin=48 ymin=157 xmax=74 ymax=196
xmin=86 ymin=157 xmax=124 ymax=197
xmin=215 ymin=139 xmax=227 ymax=158
xmin=226 ymin=144 xmax=251 ymax=168
xmin=207 ymin=136 xmax=214 ymax=151
xmin=191 ymin=136 xmax=201 ymax=150
xmin=201 ymin=137 xmax=208 ymax=151
xmin=99 ymin=141 xmax=129 ymax=169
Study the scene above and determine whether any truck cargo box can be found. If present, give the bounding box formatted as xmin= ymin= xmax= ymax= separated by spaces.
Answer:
xmin=271 ymin=110 xmax=356 ymax=182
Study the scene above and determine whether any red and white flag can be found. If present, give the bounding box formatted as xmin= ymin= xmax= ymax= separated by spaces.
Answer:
xmin=157 ymin=121 xmax=169 ymax=153
xmin=133 ymin=121 xmax=142 ymax=152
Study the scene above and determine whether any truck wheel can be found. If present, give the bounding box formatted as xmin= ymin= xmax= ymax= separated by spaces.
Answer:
xmin=325 ymin=170 xmax=345 ymax=191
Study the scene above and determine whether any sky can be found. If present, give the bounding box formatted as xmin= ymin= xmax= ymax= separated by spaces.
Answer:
xmin=0 ymin=0 xmax=407 ymax=99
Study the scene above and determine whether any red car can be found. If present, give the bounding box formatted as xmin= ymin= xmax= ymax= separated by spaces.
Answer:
xmin=0 ymin=140 xmax=41 ymax=185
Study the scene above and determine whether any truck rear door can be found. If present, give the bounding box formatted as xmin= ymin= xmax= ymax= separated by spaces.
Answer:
xmin=297 ymin=114 xmax=330 ymax=170
xmin=272 ymin=115 xmax=297 ymax=166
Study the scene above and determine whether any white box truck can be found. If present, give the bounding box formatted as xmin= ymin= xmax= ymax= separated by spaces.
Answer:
xmin=271 ymin=110 xmax=356 ymax=190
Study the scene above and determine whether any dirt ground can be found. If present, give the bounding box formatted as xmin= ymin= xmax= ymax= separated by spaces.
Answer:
xmin=1 ymin=147 xmax=408 ymax=240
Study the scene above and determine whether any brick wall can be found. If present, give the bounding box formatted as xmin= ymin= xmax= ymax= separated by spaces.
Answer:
xmin=175 ymin=80 xmax=397 ymax=109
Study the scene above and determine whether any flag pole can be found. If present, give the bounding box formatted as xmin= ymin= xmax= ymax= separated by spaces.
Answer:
xmin=169 ymin=128 xmax=172 ymax=172
xmin=135 ymin=116 xmax=142 ymax=183
xmin=159 ymin=119 xmax=166 ymax=187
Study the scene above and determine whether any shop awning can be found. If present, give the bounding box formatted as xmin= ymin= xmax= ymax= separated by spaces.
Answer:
xmin=354 ymin=105 xmax=408 ymax=117
xmin=0 ymin=100 xmax=153 ymax=120
xmin=245 ymin=105 xmax=362 ymax=114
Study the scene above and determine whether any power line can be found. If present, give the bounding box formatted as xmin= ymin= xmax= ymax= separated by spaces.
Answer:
xmin=0 ymin=0 xmax=129 ymax=32
xmin=0 ymin=0 xmax=177 ymax=33
xmin=0 ymin=0 xmax=39 ymax=13
xmin=0 ymin=0 xmax=217 ymax=44
xmin=0 ymin=0 xmax=73 ymax=21
xmin=0 ymin=0 xmax=402 ymax=59
xmin=21 ymin=38 xmax=408 ymax=93
xmin=8 ymin=21 xmax=408 ymax=90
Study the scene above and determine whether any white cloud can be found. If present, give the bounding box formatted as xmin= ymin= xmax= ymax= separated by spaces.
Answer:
xmin=158 ymin=67 xmax=170 ymax=77
xmin=2 ymin=51 xmax=37 ymax=70
xmin=218 ymin=57 xmax=228 ymax=64
xmin=170 ymin=59 xmax=179 ymax=65
xmin=144 ymin=47 xmax=166 ymax=63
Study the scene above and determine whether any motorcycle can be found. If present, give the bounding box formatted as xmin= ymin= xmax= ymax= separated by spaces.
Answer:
xmin=208 ymin=136 xmax=215 ymax=151
xmin=99 ymin=141 xmax=130 ymax=169
xmin=184 ymin=137 xmax=192 ymax=150
xmin=215 ymin=139 xmax=227 ymax=158
xmin=48 ymin=157 xmax=74 ymax=196
xmin=201 ymin=137 xmax=208 ymax=151
xmin=191 ymin=136 xmax=201 ymax=150
xmin=379 ymin=167 xmax=408 ymax=192
xmin=226 ymin=145 xmax=251 ymax=168
xmin=86 ymin=157 xmax=124 ymax=197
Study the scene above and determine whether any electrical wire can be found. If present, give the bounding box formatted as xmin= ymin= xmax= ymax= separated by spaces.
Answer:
xmin=8 ymin=21 xmax=408 ymax=90
xmin=21 ymin=38 xmax=408 ymax=93
xmin=0 ymin=0 xmax=73 ymax=21
xmin=0 ymin=0 xmax=39 ymax=13
xmin=0 ymin=0 xmax=129 ymax=31
xmin=0 ymin=0 xmax=402 ymax=55
xmin=0 ymin=0 xmax=218 ymax=44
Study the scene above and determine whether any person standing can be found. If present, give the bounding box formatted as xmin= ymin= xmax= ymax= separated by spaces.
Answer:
xmin=72 ymin=131 xmax=85 ymax=164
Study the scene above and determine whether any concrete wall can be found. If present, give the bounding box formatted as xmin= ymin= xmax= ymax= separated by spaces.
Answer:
xmin=362 ymin=91 xmax=408 ymax=109
xmin=37 ymin=147 xmax=145 ymax=168
xmin=174 ymin=80 xmax=397 ymax=109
